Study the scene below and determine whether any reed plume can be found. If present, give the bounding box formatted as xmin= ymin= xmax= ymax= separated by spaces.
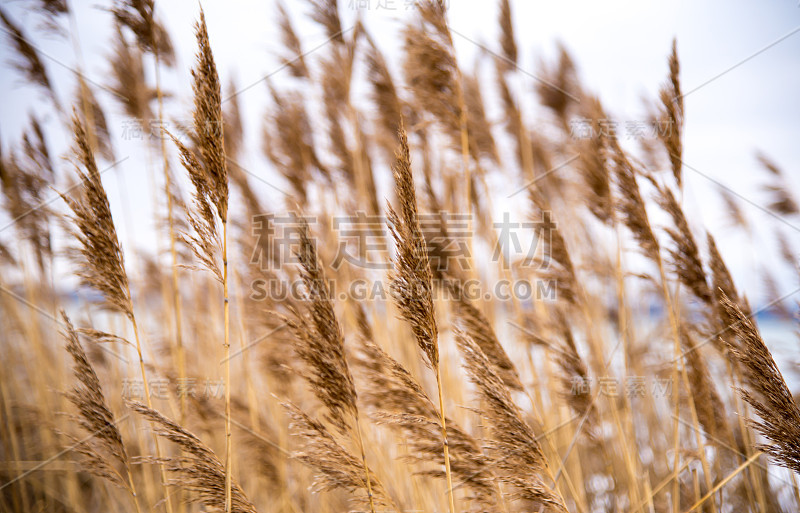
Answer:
xmin=61 ymin=110 xmax=132 ymax=318
xmin=758 ymin=153 xmax=799 ymax=216
xmin=284 ymin=402 xmax=397 ymax=510
xmin=495 ymin=63 xmax=526 ymax=169
xmin=286 ymin=220 xmax=357 ymax=434
xmin=363 ymin=30 xmax=404 ymax=158
xmin=320 ymin=47 xmax=357 ymax=186
xmin=35 ymin=0 xmax=69 ymax=16
xmin=264 ymin=84 xmax=329 ymax=206
xmin=388 ymin=125 xmax=439 ymax=370
xmin=719 ymin=189 xmax=750 ymax=231
xmin=550 ymin=309 xmax=597 ymax=432
xmin=445 ymin=278 xmax=522 ymax=391
xmin=75 ymin=76 xmax=115 ymax=161
xmin=455 ymin=329 xmax=568 ymax=512
xmin=528 ymin=190 xmax=578 ymax=304
xmin=402 ymin=22 xmax=459 ymax=146
xmin=286 ymin=219 xmax=392 ymax=512
xmin=31 ymin=0 xmax=69 ymax=36
xmin=575 ymin=96 xmax=613 ymax=224
xmin=707 ymin=232 xmax=747 ymax=349
xmin=610 ymin=137 xmax=660 ymax=264
xmin=354 ymin=337 xmax=500 ymax=509
xmin=0 ymin=131 xmax=52 ymax=274
xmin=536 ymin=45 xmax=579 ymax=128
xmin=110 ymin=0 xmax=175 ymax=66
xmin=656 ymin=39 xmax=684 ymax=188
xmin=304 ymin=0 xmax=344 ymax=44
xmin=658 ymin=185 xmax=712 ymax=305
xmin=0 ymin=7 xmax=58 ymax=108
xmin=108 ymin=26 xmax=154 ymax=128
xmin=276 ymin=1 xmax=309 ymax=79
xmin=61 ymin=312 xmax=141 ymax=512
xmin=498 ymin=0 xmax=517 ymax=69
xmin=188 ymin=12 xmax=228 ymax=223
xmin=22 ymin=115 xmax=53 ymax=175
xmin=720 ymin=294 xmax=800 ymax=474
xmin=680 ymin=326 xmax=735 ymax=449
xmin=463 ymin=72 xmax=499 ymax=164
xmin=128 ymin=401 xmax=258 ymax=513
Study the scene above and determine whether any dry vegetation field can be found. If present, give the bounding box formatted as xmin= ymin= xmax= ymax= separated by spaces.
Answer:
xmin=1 ymin=1 xmax=799 ymax=512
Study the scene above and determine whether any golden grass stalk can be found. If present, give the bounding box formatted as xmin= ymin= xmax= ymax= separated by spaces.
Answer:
xmin=387 ymin=124 xmax=456 ymax=513
xmin=111 ymin=3 xmax=185 ymax=435
xmin=169 ymin=9 xmax=232 ymax=511
xmin=610 ymin=132 xmax=714 ymax=512
xmin=61 ymin=109 xmax=173 ymax=510
xmin=4 ymin=3 xmax=800 ymax=512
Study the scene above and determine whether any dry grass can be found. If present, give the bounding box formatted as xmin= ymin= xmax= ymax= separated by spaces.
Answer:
xmin=1 ymin=2 xmax=799 ymax=513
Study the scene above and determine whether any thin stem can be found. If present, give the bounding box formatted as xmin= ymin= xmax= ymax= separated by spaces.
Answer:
xmin=655 ymin=260 xmax=684 ymax=513
xmin=223 ymin=220 xmax=232 ymax=513
xmin=127 ymin=296 xmax=173 ymax=513
xmin=123 ymin=461 xmax=144 ymax=513
xmin=150 ymin=14 xmax=185 ymax=511
xmin=153 ymin=51 xmax=186 ymax=426
xmin=684 ymin=452 xmax=762 ymax=513
xmin=435 ymin=367 xmax=457 ymax=513
xmin=455 ymin=78 xmax=475 ymax=282
xmin=354 ymin=419 xmax=377 ymax=513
